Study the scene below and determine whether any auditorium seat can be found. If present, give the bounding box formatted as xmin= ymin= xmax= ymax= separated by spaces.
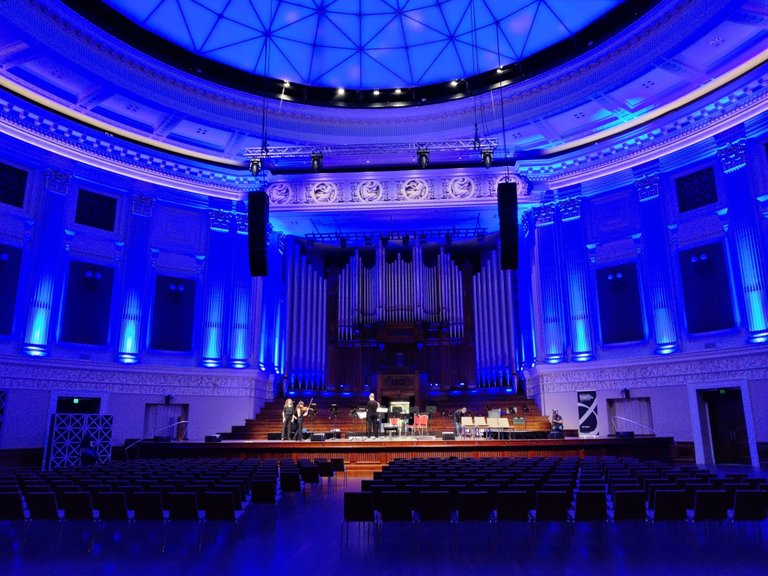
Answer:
xmin=341 ymin=491 xmax=376 ymax=552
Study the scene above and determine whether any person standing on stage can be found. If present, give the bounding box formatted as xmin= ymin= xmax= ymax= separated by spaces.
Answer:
xmin=294 ymin=400 xmax=308 ymax=441
xmin=366 ymin=393 xmax=380 ymax=438
xmin=453 ymin=407 xmax=467 ymax=437
xmin=281 ymin=398 xmax=295 ymax=440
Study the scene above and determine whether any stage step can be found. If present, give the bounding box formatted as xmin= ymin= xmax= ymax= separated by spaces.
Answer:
xmin=346 ymin=461 xmax=383 ymax=478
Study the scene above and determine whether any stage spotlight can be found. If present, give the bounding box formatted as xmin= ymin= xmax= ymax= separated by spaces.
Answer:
xmin=249 ymin=158 xmax=262 ymax=176
xmin=481 ymin=149 xmax=493 ymax=168
xmin=311 ymin=151 xmax=323 ymax=172
xmin=417 ymin=147 xmax=429 ymax=169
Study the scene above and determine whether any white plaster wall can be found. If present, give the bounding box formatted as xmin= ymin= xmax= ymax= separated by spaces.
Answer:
xmin=539 ymin=385 xmax=691 ymax=439
xmin=0 ymin=389 xmax=52 ymax=449
xmin=746 ymin=378 xmax=768 ymax=441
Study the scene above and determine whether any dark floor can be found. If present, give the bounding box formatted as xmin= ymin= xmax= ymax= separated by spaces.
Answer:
xmin=1 ymin=474 xmax=767 ymax=576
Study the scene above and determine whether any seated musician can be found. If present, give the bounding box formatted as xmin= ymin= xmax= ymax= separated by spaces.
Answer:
xmin=551 ymin=409 xmax=564 ymax=432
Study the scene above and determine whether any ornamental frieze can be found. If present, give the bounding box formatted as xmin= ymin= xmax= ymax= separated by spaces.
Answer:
xmin=309 ymin=182 xmax=340 ymax=204
xmin=399 ymin=178 xmax=430 ymax=201
xmin=266 ymin=182 xmax=293 ymax=205
xmin=534 ymin=348 xmax=768 ymax=393
xmin=490 ymin=174 xmax=530 ymax=197
xmin=445 ymin=177 xmax=476 ymax=200
xmin=353 ymin=180 xmax=384 ymax=203
xmin=0 ymin=360 xmax=259 ymax=397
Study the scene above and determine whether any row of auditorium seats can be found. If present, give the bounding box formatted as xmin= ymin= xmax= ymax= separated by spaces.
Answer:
xmin=343 ymin=456 xmax=768 ymax=536
xmin=0 ymin=457 xmax=279 ymax=521
xmin=0 ymin=456 xmax=348 ymax=522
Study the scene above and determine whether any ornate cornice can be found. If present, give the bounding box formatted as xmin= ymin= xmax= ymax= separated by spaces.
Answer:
xmin=0 ymin=91 xmax=247 ymax=198
xmin=520 ymin=72 xmax=768 ymax=185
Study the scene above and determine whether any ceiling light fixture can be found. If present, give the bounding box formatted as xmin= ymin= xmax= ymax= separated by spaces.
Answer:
xmin=481 ymin=148 xmax=493 ymax=168
xmin=416 ymin=147 xmax=429 ymax=169
xmin=311 ymin=150 xmax=323 ymax=172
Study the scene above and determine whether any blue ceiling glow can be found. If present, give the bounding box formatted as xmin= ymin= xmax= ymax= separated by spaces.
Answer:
xmin=101 ymin=0 xmax=624 ymax=90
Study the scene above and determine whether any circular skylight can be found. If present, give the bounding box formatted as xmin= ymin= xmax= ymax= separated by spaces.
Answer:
xmin=101 ymin=0 xmax=626 ymax=91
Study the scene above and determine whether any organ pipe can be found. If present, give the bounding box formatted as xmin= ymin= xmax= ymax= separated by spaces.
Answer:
xmin=286 ymin=248 xmax=329 ymax=388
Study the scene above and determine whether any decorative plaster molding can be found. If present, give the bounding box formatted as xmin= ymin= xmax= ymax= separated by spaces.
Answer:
xmin=353 ymin=180 xmax=384 ymax=203
xmin=208 ymin=209 xmax=231 ymax=232
xmin=533 ymin=347 xmax=768 ymax=393
xmin=44 ymin=168 xmax=71 ymax=195
xmin=234 ymin=211 xmax=248 ymax=234
xmin=131 ymin=194 xmax=154 ymax=217
xmin=520 ymin=73 xmax=768 ymax=184
xmin=635 ymin=173 xmax=661 ymax=202
xmin=400 ymin=178 xmax=430 ymax=202
xmin=559 ymin=197 xmax=581 ymax=221
xmin=0 ymin=357 xmax=259 ymax=397
xmin=445 ymin=177 xmax=476 ymax=200
xmin=266 ymin=182 xmax=293 ymax=205
xmin=535 ymin=204 xmax=556 ymax=227
xmin=309 ymin=182 xmax=340 ymax=204
xmin=717 ymin=138 xmax=747 ymax=173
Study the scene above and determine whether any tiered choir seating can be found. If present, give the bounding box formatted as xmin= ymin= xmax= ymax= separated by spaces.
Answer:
xmin=221 ymin=392 xmax=553 ymax=440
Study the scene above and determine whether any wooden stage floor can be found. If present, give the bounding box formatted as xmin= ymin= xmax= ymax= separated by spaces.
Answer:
xmin=126 ymin=435 xmax=674 ymax=465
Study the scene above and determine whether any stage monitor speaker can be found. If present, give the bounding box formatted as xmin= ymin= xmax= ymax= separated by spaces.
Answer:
xmin=267 ymin=432 xmax=282 ymax=441
xmin=497 ymin=182 xmax=519 ymax=270
xmin=248 ymin=191 xmax=269 ymax=277
xmin=311 ymin=433 xmax=325 ymax=442
xmin=441 ymin=431 xmax=455 ymax=441
xmin=205 ymin=434 xmax=222 ymax=443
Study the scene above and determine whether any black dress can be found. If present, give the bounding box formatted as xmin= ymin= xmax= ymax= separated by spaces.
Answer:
xmin=282 ymin=405 xmax=295 ymax=440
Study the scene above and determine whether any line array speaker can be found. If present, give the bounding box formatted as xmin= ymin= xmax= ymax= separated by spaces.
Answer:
xmin=248 ymin=191 xmax=269 ymax=276
xmin=497 ymin=182 xmax=519 ymax=270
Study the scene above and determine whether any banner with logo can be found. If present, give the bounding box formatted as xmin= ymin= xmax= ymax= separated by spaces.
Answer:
xmin=577 ymin=390 xmax=599 ymax=437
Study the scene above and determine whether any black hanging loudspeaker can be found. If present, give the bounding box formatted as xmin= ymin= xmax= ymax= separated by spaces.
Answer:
xmin=497 ymin=182 xmax=519 ymax=270
xmin=248 ymin=191 xmax=269 ymax=276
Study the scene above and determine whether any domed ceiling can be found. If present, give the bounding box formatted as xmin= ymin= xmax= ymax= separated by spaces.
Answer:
xmin=0 ymin=0 xmax=767 ymax=237
xmin=97 ymin=0 xmax=631 ymax=96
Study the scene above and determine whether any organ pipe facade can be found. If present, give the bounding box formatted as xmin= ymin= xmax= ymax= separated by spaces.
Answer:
xmin=473 ymin=245 xmax=517 ymax=387
xmin=285 ymin=240 xmax=327 ymax=389
xmin=337 ymin=241 xmax=464 ymax=339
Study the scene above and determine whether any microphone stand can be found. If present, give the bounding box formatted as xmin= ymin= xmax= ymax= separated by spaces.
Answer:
xmin=123 ymin=420 xmax=190 ymax=460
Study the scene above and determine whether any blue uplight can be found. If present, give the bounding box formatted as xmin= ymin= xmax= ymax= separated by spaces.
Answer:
xmin=118 ymin=353 xmax=138 ymax=364
xmin=23 ymin=344 xmax=48 ymax=357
